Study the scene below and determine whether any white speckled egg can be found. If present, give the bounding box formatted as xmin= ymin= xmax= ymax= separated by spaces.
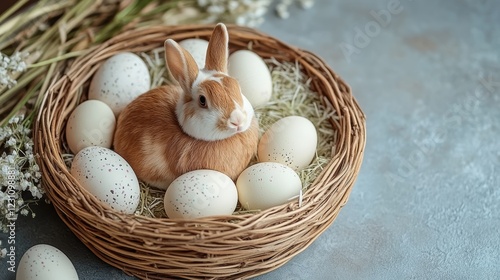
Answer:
xmin=258 ymin=116 xmax=318 ymax=171
xmin=16 ymin=244 xmax=78 ymax=280
xmin=65 ymin=100 xmax=115 ymax=154
xmin=89 ymin=52 xmax=150 ymax=116
xmin=236 ymin=162 xmax=302 ymax=211
xmin=70 ymin=146 xmax=140 ymax=214
xmin=228 ymin=50 xmax=272 ymax=108
xmin=164 ymin=169 xmax=238 ymax=219
xmin=178 ymin=38 xmax=209 ymax=69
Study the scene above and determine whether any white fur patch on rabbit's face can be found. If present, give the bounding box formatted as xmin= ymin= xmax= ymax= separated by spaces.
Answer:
xmin=176 ymin=70 xmax=254 ymax=141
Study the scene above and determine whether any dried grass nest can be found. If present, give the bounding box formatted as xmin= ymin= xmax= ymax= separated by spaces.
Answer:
xmin=35 ymin=24 xmax=366 ymax=280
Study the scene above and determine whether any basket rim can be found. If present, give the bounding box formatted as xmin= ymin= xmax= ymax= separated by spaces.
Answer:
xmin=35 ymin=23 xmax=366 ymax=279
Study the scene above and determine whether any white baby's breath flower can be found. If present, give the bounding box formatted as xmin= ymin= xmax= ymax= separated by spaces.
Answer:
xmin=6 ymin=137 xmax=16 ymax=147
xmin=275 ymin=0 xmax=314 ymax=18
xmin=162 ymin=6 xmax=202 ymax=25
xmin=1 ymin=164 xmax=9 ymax=175
xmin=228 ymin=0 xmax=239 ymax=11
xmin=299 ymin=0 xmax=314 ymax=9
xmin=0 ymin=51 xmax=28 ymax=88
xmin=26 ymin=156 xmax=34 ymax=165
xmin=253 ymin=6 xmax=268 ymax=17
xmin=0 ymin=192 xmax=6 ymax=202
xmin=30 ymin=184 xmax=43 ymax=199
xmin=1 ymin=114 xmax=44 ymax=232
xmin=1 ymin=55 xmax=9 ymax=67
xmin=20 ymin=179 xmax=30 ymax=191
xmin=207 ymin=4 xmax=226 ymax=15
xmin=9 ymin=52 xmax=27 ymax=71
xmin=236 ymin=16 xmax=247 ymax=26
xmin=276 ymin=3 xmax=290 ymax=19
xmin=194 ymin=0 xmax=272 ymax=27
xmin=0 ymin=248 xmax=7 ymax=258
xmin=6 ymin=154 xmax=15 ymax=164
xmin=20 ymin=208 xmax=29 ymax=216
xmin=197 ymin=0 xmax=209 ymax=7
xmin=8 ymin=116 xmax=19 ymax=124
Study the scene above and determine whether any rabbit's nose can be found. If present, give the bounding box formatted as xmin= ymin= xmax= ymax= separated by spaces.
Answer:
xmin=229 ymin=110 xmax=246 ymax=131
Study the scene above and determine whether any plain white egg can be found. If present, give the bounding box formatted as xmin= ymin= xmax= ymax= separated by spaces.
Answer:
xmin=89 ymin=52 xmax=150 ymax=116
xmin=16 ymin=244 xmax=78 ymax=280
xmin=70 ymin=146 xmax=140 ymax=214
xmin=228 ymin=50 xmax=272 ymax=108
xmin=164 ymin=169 xmax=238 ymax=219
xmin=65 ymin=100 xmax=115 ymax=154
xmin=236 ymin=162 xmax=302 ymax=211
xmin=258 ymin=116 xmax=318 ymax=171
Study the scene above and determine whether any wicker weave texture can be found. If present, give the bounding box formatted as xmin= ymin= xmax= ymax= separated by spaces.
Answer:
xmin=35 ymin=24 xmax=366 ymax=280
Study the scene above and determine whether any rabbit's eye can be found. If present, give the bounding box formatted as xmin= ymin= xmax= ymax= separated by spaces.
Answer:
xmin=199 ymin=95 xmax=207 ymax=108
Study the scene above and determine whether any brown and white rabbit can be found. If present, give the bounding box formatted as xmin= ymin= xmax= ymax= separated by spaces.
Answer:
xmin=113 ymin=23 xmax=259 ymax=190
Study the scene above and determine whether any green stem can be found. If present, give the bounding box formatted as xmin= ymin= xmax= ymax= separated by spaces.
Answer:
xmin=93 ymin=0 xmax=156 ymax=43
xmin=0 ymin=80 xmax=42 ymax=127
xmin=26 ymin=0 xmax=93 ymax=53
xmin=0 ymin=0 xmax=30 ymax=24
xmin=27 ymin=50 xmax=86 ymax=68
xmin=140 ymin=0 xmax=184 ymax=19
xmin=0 ymin=1 xmax=71 ymax=50
xmin=0 ymin=67 xmax=46 ymax=108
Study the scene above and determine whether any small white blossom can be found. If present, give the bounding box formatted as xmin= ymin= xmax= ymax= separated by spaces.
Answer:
xmin=0 ymin=51 xmax=28 ymax=88
xmin=228 ymin=0 xmax=239 ymax=11
xmin=275 ymin=0 xmax=314 ymax=18
xmin=8 ymin=116 xmax=20 ymax=124
xmin=162 ymin=6 xmax=202 ymax=25
xmin=20 ymin=179 xmax=30 ymax=191
xmin=253 ymin=7 xmax=267 ymax=17
xmin=236 ymin=16 xmax=247 ymax=26
xmin=193 ymin=0 xmax=272 ymax=27
xmin=276 ymin=3 xmax=290 ymax=19
xmin=6 ymin=137 xmax=16 ymax=147
xmin=6 ymin=154 xmax=15 ymax=164
xmin=0 ymin=248 xmax=6 ymax=258
xmin=1 ymin=114 xmax=44 ymax=232
xmin=0 ymin=192 xmax=6 ymax=202
xmin=197 ymin=0 xmax=209 ymax=7
xmin=299 ymin=0 xmax=314 ymax=9
xmin=30 ymin=184 xmax=43 ymax=199
xmin=207 ymin=4 xmax=226 ymax=15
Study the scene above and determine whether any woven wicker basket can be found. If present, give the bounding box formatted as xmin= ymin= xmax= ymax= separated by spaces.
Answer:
xmin=34 ymin=24 xmax=366 ymax=279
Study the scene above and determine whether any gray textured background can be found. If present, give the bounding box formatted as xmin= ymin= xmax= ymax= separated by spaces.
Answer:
xmin=2 ymin=0 xmax=499 ymax=279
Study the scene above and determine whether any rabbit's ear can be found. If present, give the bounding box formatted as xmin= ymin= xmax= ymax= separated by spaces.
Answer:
xmin=165 ymin=39 xmax=199 ymax=93
xmin=205 ymin=23 xmax=229 ymax=73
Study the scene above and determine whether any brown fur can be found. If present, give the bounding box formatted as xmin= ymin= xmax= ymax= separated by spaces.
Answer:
xmin=198 ymin=76 xmax=243 ymax=119
xmin=113 ymin=86 xmax=259 ymax=189
xmin=205 ymin=24 xmax=228 ymax=72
